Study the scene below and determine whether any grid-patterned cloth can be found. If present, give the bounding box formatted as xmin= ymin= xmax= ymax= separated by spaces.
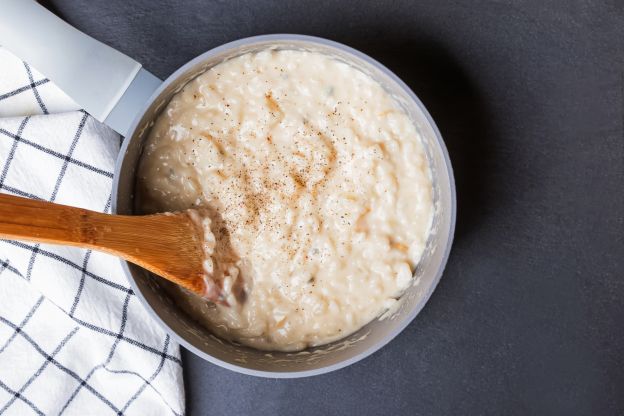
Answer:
xmin=0 ymin=47 xmax=184 ymax=415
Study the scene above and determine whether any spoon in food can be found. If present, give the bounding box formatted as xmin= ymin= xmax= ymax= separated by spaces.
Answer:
xmin=0 ymin=192 xmax=222 ymax=301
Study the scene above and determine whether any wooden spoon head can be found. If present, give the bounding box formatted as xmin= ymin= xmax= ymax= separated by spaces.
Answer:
xmin=116 ymin=210 xmax=223 ymax=302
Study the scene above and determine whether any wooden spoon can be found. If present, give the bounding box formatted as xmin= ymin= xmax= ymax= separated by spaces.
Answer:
xmin=0 ymin=192 xmax=221 ymax=301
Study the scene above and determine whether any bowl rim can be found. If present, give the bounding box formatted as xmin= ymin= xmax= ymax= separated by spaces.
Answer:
xmin=112 ymin=33 xmax=456 ymax=378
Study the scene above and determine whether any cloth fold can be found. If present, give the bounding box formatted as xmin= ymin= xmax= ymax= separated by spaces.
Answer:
xmin=0 ymin=47 xmax=184 ymax=416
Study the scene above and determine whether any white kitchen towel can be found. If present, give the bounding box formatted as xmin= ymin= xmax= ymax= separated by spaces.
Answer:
xmin=0 ymin=47 xmax=185 ymax=415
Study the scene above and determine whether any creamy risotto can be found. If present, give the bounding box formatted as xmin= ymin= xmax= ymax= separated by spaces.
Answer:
xmin=136 ymin=49 xmax=434 ymax=351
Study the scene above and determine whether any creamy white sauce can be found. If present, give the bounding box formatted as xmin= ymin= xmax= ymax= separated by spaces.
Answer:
xmin=136 ymin=49 xmax=433 ymax=351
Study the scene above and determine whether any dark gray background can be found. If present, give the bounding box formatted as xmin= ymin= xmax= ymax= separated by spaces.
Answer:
xmin=46 ymin=0 xmax=624 ymax=414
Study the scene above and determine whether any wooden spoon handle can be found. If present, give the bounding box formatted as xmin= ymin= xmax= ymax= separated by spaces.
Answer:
xmin=0 ymin=193 xmax=106 ymax=248
xmin=0 ymin=193 xmax=209 ymax=296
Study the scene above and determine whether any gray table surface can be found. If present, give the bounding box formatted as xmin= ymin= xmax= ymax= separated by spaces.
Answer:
xmin=46 ymin=0 xmax=624 ymax=414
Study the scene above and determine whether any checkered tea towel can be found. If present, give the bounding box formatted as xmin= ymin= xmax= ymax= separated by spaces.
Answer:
xmin=0 ymin=47 xmax=184 ymax=415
